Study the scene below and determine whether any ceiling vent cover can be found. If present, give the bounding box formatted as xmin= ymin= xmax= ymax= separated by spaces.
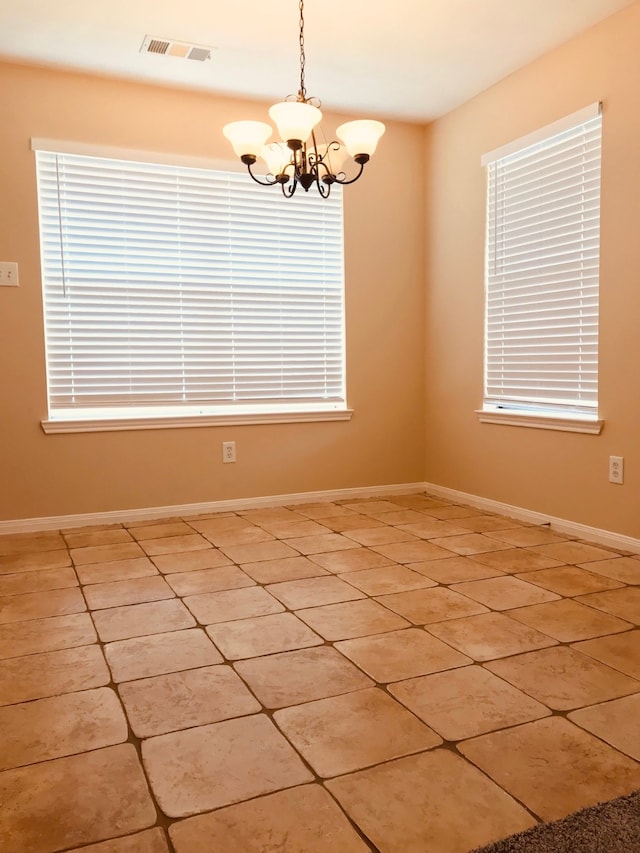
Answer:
xmin=140 ymin=35 xmax=213 ymax=62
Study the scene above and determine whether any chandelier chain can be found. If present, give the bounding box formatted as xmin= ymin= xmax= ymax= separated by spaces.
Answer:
xmin=298 ymin=0 xmax=306 ymax=101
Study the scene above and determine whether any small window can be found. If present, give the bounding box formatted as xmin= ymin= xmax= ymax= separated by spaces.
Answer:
xmin=480 ymin=104 xmax=602 ymax=429
xmin=34 ymin=145 xmax=346 ymax=430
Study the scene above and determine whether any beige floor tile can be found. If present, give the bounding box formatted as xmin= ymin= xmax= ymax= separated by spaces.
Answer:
xmin=129 ymin=521 xmax=195 ymax=541
xmin=326 ymin=749 xmax=534 ymax=853
xmin=93 ymin=599 xmax=196 ymax=642
xmin=395 ymin=519 xmax=471 ymax=539
xmin=294 ymin=503 xmax=358 ymax=520
xmin=371 ymin=540 xmax=454 ymax=563
xmin=0 ymin=586 xmax=86 ymax=625
xmin=568 ymin=693 xmax=640 ymax=761
xmin=0 ymin=566 xmax=78 ymax=596
xmin=151 ymin=549 xmax=232 ymax=574
xmin=515 ymin=565 xmax=624 ymax=597
xmin=255 ymin=519 xmax=331 ymax=539
xmin=377 ymin=587 xmax=489 ymax=625
xmin=469 ymin=548 xmax=565 ymax=573
xmin=451 ymin=576 xmax=560 ymax=610
xmin=0 ymin=644 xmax=109 ymax=705
xmin=0 ymin=549 xmax=71 ymax=575
xmin=239 ymin=507 xmax=306 ymax=524
xmin=71 ymin=542 xmax=145 ymax=566
xmin=459 ymin=717 xmax=640 ymax=821
xmin=342 ymin=526 xmax=417 ymax=547
xmin=84 ymin=575 xmax=175 ymax=610
xmin=64 ymin=529 xmax=134 ymax=549
xmin=389 ymin=495 xmax=447 ymax=510
xmin=105 ymin=628 xmax=222 ymax=682
xmin=0 ymin=744 xmax=156 ymax=853
xmin=509 ymin=598 xmax=632 ymax=642
xmin=423 ymin=505 xmax=478 ymax=520
xmin=486 ymin=646 xmax=640 ymax=710
xmin=429 ymin=534 xmax=513 ymax=556
xmin=119 ymin=665 xmax=260 ymax=737
xmin=336 ymin=628 xmax=471 ymax=682
xmin=67 ymin=828 xmax=170 ymax=853
xmin=296 ymin=599 xmax=410 ymax=640
xmin=207 ymin=612 xmax=323 ymax=659
xmin=142 ymin=714 xmax=313 ymax=817
xmin=188 ymin=515 xmax=255 ymax=536
xmin=578 ymin=556 xmax=640 ymax=584
xmin=164 ymin=565 xmax=255 ymax=596
xmin=169 ymin=785 xmax=370 ymax=853
xmin=339 ymin=564 xmax=436 ymax=595
xmin=408 ymin=557 xmax=504 ymax=584
xmin=484 ymin=527 xmax=567 ymax=547
xmin=0 ymin=531 xmax=66 ymax=557
xmin=0 ymin=611 xmax=96 ymax=660
xmin=529 ymin=541 xmax=618 ymax=564
xmin=320 ymin=514 xmax=386 ymax=532
xmin=0 ymin=686 xmax=127 ymax=770
xmin=576 ymin=587 xmax=640 ymax=623
xmin=389 ymin=665 xmax=550 ymax=740
xmin=453 ymin=516 xmax=523 ymax=533
xmin=275 ymin=687 xmax=441 ymax=777
xmin=342 ymin=500 xmax=404 ymax=515
xmin=234 ymin=647 xmax=373 ymax=708
xmin=574 ymin=629 xmax=640 ymax=679
xmin=370 ymin=509 xmax=431 ymax=525
xmin=426 ymin=612 xmax=558 ymax=661
xmin=184 ymin=586 xmax=284 ymax=624
xmin=284 ymin=533 xmax=360 ymax=555
xmin=205 ymin=526 xmax=274 ymax=547
xmin=266 ymin=576 xmax=366 ymax=609
xmin=220 ymin=540 xmax=299 ymax=564
xmin=75 ymin=557 xmax=159 ymax=585
xmin=62 ymin=523 xmax=125 ymax=535
xmin=240 ymin=555 xmax=329 ymax=583
xmin=140 ymin=534 xmax=212 ymax=556
xmin=308 ymin=548 xmax=394 ymax=574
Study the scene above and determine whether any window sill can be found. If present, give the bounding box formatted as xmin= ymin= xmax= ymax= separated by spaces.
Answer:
xmin=41 ymin=408 xmax=354 ymax=434
xmin=475 ymin=409 xmax=603 ymax=435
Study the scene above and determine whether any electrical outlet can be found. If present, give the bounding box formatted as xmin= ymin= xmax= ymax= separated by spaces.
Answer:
xmin=222 ymin=441 xmax=236 ymax=463
xmin=0 ymin=262 xmax=19 ymax=286
xmin=609 ymin=455 xmax=624 ymax=485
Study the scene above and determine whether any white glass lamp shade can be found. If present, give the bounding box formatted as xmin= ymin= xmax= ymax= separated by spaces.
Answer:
xmin=223 ymin=121 xmax=272 ymax=158
xmin=261 ymin=142 xmax=292 ymax=176
xmin=269 ymin=101 xmax=322 ymax=144
xmin=336 ymin=119 xmax=385 ymax=157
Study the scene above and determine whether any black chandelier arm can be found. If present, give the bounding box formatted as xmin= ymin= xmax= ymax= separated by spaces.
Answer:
xmin=333 ymin=159 xmax=366 ymax=185
xmin=245 ymin=161 xmax=278 ymax=187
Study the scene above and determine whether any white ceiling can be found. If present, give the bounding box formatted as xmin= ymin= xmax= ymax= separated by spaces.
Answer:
xmin=0 ymin=0 xmax=634 ymax=121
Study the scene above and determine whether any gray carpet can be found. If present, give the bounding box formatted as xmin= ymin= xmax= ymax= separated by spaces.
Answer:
xmin=470 ymin=790 xmax=640 ymax=853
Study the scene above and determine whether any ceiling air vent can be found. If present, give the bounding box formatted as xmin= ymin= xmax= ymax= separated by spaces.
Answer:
xmin=140 ymin=35 xmax=213 ymax=62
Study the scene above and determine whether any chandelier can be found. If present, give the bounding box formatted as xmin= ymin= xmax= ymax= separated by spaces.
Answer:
xmin=223 ymin=0 xmax=385 ymax=197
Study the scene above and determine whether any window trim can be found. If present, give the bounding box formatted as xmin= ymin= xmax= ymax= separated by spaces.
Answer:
xmin=33 ymin=139 xmax=349 ymax=432
xmin=479 ymin=103 xmax=603 ymax=430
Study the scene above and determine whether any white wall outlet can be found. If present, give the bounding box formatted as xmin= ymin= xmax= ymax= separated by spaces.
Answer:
xmin=609 ymin=455 xmax=624 ymax=484
xmin=222 ymin=440 xmax=236 ymax=463
xmin=0 ymin=262 xmax=19 ymax=286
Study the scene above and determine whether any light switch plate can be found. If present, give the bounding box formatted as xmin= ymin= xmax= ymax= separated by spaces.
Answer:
xmin=0 ymin=262 xmax=19 ymax=286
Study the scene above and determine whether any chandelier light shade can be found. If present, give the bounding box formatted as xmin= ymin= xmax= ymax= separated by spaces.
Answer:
xmin=222 ymin=0 xmax=385 ymax=197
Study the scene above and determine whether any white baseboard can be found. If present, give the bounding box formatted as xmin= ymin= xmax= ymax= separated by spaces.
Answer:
xmin=0 ymin=482 xmax=426 ymax=535
xmin=423 ymin=481 xmax=640 ymax=555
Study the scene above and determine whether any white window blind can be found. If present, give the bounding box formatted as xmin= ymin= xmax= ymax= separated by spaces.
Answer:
xmin=34 ymin=148 xmax=345 ymax=421
xmin=483 ymin=105 xmax=602 ymax=418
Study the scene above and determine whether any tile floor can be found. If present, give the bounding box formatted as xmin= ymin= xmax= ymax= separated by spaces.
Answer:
xmin=1 ymin=493 xmax=640 ymax=853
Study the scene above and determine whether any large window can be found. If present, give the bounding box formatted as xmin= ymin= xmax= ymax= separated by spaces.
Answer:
xmin=480 ymin=104 xmax=602 ymax=432
xmin=34 ymin=143 xmax=346 ymax=432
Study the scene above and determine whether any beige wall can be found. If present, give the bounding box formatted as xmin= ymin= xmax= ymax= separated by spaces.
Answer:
xmin=0 ymin=62 xmax=426 ymax=521
xmin=424 ymin=2 xmax=640 ymax=537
